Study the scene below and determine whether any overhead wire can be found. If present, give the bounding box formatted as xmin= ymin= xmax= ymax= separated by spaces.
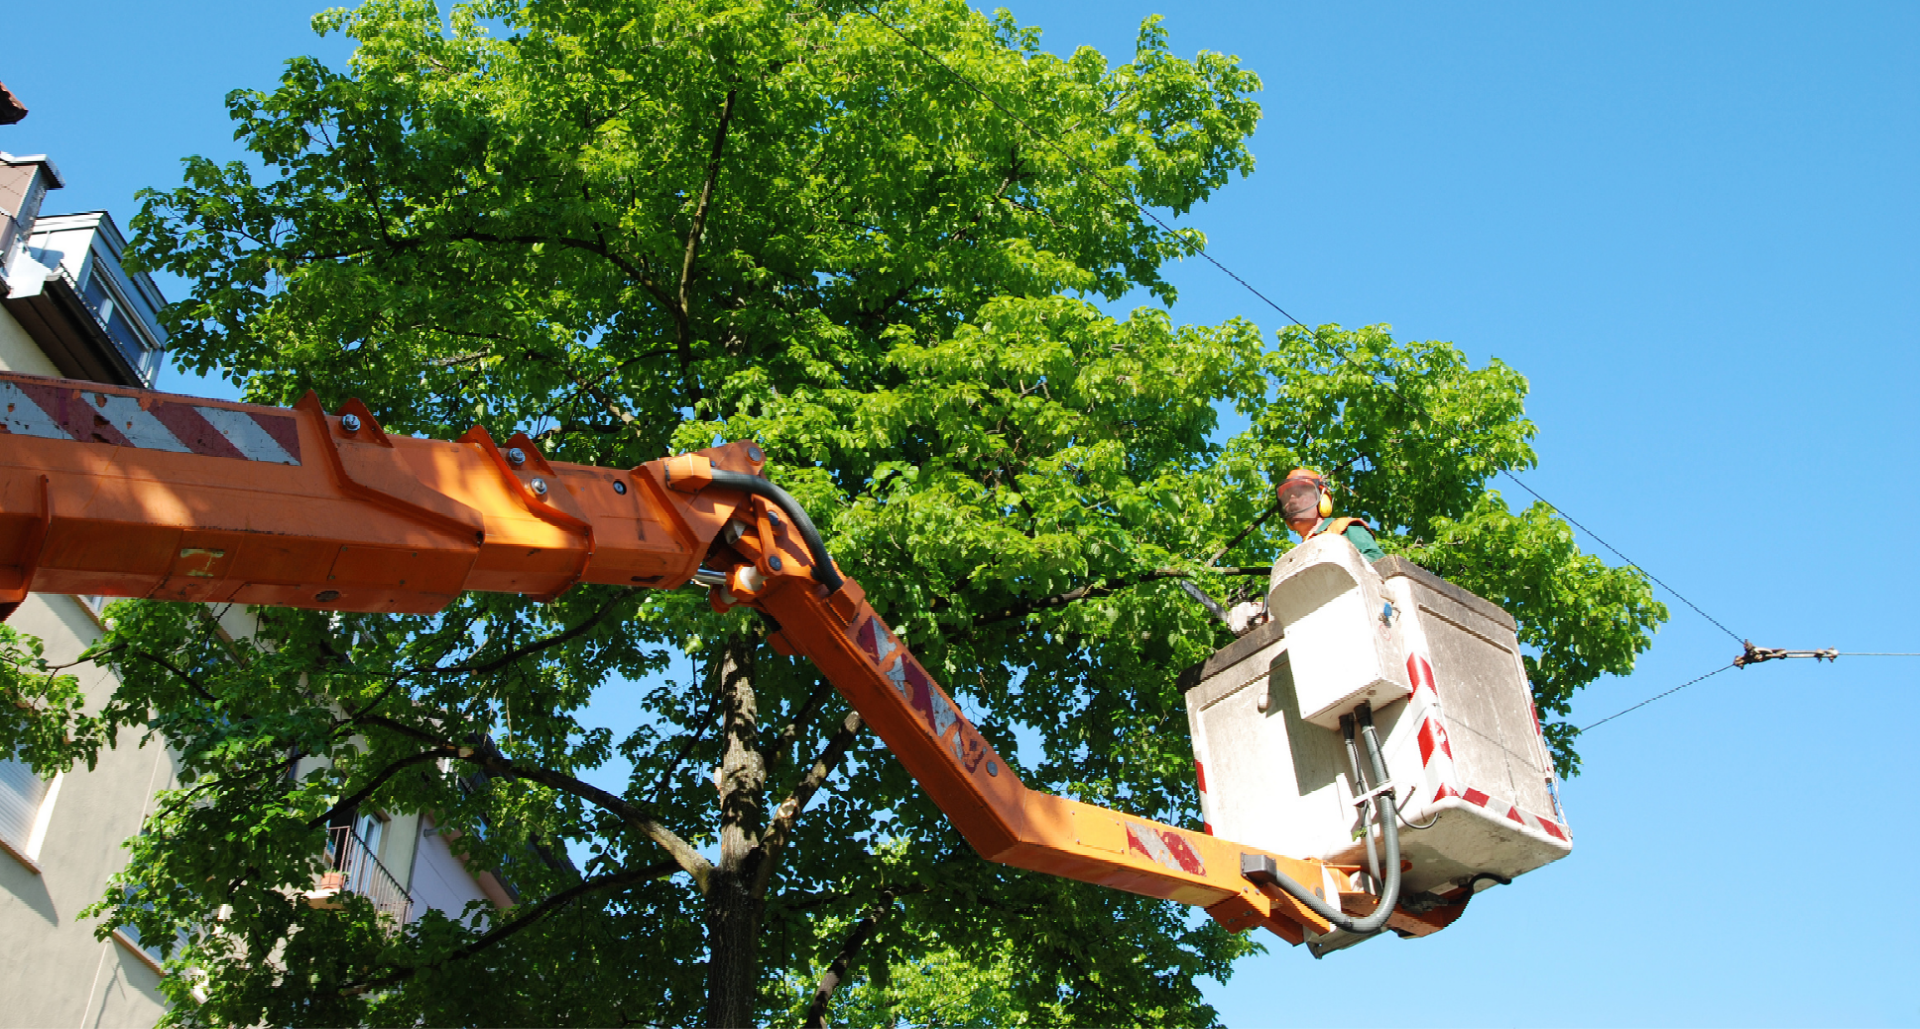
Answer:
xmin=849 ymin=2 xmax=1911 ymax=732
xmin=854 ymin=3 xmax=1743 ymax=632
xmin=1584 ymin=647 xmax=1920 ymax=730
xmin=1578 ymin=664 xmax=1734 ymax=732
xmin=1495 ymin=473 xmax=1743 ymax=645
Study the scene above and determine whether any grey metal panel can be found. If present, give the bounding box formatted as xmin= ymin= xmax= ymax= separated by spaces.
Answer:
xmin=1384 ymin=567 xmax=1556 ymax=817
xmin=1177 ymin=618 xmax=1283 ymax=693
xmin=1265 ymin=535 xmax=1410 ymax=727
xmin=1190 ymin=646 xmax=1358 ymax=862
xmin=1374 ymin=556 xmax=1515 ymax=632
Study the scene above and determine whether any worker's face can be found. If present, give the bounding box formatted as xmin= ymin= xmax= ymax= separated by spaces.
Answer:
xmin=1277 ymin=479 xmax=1325 ymax=538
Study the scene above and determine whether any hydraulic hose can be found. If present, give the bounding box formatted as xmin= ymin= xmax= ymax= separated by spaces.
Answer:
xmin=1256 ymin=706 xmax=1401 ymax=937
xmin=707 ymin=469 xmax=846 ymax=593
xmin=1340 ymin=714 xmax=1383 ymax=889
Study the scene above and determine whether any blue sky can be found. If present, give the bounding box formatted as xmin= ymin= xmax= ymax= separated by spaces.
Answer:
xmin=6 ymin=1 xmax=1916 ymax=1025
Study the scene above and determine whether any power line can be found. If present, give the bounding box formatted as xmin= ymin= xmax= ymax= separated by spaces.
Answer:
xmin=1581 ymin=647 xmax=1920 ymax=732
xmin=857 ymin=4 xmax=1750 ymax=643
xmin=856 ymin=4 xmax=1317 ymax=327
xmin=1498 ymin=472 xmax=1744 ymax=644
xmin=1578 ymin=663 xmax=1733 ymax=732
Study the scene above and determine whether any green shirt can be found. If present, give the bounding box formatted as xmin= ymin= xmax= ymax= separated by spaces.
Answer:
xmin=1311 ymin=518 xmax=1386 ymax=562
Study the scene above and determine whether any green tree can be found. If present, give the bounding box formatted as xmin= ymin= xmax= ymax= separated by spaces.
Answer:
xmin=0 ymin=0 xmax=1662 ymax=1025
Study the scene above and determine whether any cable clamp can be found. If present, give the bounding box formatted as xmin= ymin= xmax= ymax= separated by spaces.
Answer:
xmin=1350 ymin=781 xmax=1398 ymax=809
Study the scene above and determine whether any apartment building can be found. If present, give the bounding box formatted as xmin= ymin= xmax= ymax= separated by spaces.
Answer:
xmin=0 ymin=150 xmax=501 ymax=1027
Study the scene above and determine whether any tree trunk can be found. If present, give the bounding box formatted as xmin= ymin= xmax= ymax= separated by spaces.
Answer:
xmin=705 ymin=635 xmax=766 ymax=1029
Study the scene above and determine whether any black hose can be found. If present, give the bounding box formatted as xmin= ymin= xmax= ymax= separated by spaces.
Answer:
xmin=707 ymin=469 xmax=845 ymax=593
xmin=1340 ymin=714 xmax=1383 ymax=889
xmin=1257 ymin=706 xmax=1401 ymax=936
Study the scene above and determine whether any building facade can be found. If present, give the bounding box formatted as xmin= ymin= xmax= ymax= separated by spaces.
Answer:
xmin=0 ymin=151 xmax=502 ymax=1027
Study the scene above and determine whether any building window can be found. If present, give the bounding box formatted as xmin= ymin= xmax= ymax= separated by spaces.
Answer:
xmin=0 ymin=757 xmax=60 ymax=866
xmin=313 ymin=810 xmax=412 ymax=924
xmin=114 ymin=885 xmax=192 ymax=971
xmin=354 ymin=810 xmax=387 ymax=864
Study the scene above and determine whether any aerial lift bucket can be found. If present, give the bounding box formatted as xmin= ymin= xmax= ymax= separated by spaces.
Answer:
xmin=1181 ymin=534 xmax=1572 ymax=955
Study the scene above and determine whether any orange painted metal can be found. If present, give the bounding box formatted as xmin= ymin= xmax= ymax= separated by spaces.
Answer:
xmin=0 ymin=371 xmax=1411 ymax=946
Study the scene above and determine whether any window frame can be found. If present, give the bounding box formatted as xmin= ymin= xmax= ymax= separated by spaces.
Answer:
xmin=0 ymin=759 xmax=62 ymax=872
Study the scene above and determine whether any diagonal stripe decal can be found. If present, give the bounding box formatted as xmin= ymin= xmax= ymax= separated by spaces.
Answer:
xmin=0 ymin=377 xmax=303 ymax=466
xmin=197 ymin=406 xmax=298 ymax=464
xmin=0 ymin=381 xmax=73 ymax=440
xmin=246 ymin=410 xmax=302 ymax=463
xmin=147 ymin=402 xmax=249 ymax=462
xmin=94 ymin=394 xmax=193 ymax=453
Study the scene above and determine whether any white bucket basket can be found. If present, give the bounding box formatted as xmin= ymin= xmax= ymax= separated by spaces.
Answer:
xmin=1182 ymin=538 xmax=1573 ymax=922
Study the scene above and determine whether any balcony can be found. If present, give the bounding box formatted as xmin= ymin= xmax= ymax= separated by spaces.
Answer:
xmin=307 ymin=824 xmax=414 ymax=925
xmin=1 ymin=207 xmax=166 ymax=387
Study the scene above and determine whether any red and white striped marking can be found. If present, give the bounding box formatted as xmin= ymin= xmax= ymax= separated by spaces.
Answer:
xmin=1434 ymin=783 xmax=1569 ymax=842
xmin=1416 ymin=716 xmax=1454 ymax=766
xmin=1406 ymin=652 xmax=1437 ymax=695
xmin=1405 ymin=646 xmax=1571 ymax=844
xmin=1194 ymin=760 xmax=1214 ymax=835
xmin=0 ymin=379 xmax=301 ymax=465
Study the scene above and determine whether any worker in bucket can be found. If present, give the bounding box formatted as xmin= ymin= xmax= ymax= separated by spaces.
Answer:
xmin=1277 ymin=468 xmax=1385 ymax=562
xmin=1226 ymin=469 xmax=1385 ymax=634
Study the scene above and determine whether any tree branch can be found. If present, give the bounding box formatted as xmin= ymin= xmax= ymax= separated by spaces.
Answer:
xmin=436 ymin=591 xmax=633 ymax=677
xmin=351 ymin=715 xmax=713 ymax=889
xmin=1206 ymin=496 xmax=1284 ymax=567
xmin=966 ymin=567 xmax=1265 ymax=630
xmin=305 ymin=751 xmax=442 ymax=829
xmin=350 ymin=859 xmax=677 ymax=994
xmin=760 ymin=676 xmax=835 ymax=779
xmin=127 ymin=649 xmax=216 ymax=703
xmin=753 ymin=710 xmax=864 ymax=896
xmin=802 ymin=885 xmax=902 ymax=1029
xmin=644 ymin=671 xmax=726 ymax=808
xmin=674 ymin=88 xmax=737 ymax=406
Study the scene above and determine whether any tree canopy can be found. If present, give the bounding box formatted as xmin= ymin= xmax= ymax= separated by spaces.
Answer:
xmin=0 ymin=0 xmax=1664 ymax=1025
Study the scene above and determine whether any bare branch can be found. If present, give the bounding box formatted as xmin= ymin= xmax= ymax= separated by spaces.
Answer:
xmin=968 ymin=568 xmax=1186 ymax=628
xmin=753 ymin=710 xmax=864 ymax=896
xmin=127 ymin=649 xmax=217 ymax=703
xmin=437 ymin=591 xmax=634 ymax=677
xmin=673 ymin=88 xmax=738 ymax=406
xmin=965 ymin=566 xmax=1270 ymax=631
xmin=1206 ymin=496 xmax=1284 ymax=567
xmin=351 ymin=715 xmax=713 ymax=888
xmin=761 ymin=677 xmax=836 ymax=778
xmin=644 ymin=680 xmax=724 ymax=808
xmin=803 ymin=886 xmax=904 ymax=1029
xmin=306 ymin=751 xmax=442 ymax=829
xmin=350 ymin=859 xmax=677 ymax=994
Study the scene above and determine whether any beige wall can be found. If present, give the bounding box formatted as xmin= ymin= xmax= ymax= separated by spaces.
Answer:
xmin=0 ymin=304 xmax=62 ymax=377
xmin=0 ymin=594 xmax=172 ymax=1029
xmin=0 ymin=305 xmax=170 ymax=1026
xmin=0 ymin=307 xmax=494 ymax=1022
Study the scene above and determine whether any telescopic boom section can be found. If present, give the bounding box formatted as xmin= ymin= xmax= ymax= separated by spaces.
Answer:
xmin=0 ymin=371 xmax=1427 ymax=946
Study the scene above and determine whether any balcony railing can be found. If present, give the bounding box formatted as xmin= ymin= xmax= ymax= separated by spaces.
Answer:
xmin=310 ymin=824 xmax=414 ymax=924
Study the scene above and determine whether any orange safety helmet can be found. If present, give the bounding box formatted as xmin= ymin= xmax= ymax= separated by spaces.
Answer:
xmin=1277 ymin=468 xmax=1333 ymax=522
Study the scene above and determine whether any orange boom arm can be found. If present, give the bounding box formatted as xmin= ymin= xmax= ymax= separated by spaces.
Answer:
xmin=0 ymin=371 xmax=1445 ymax=945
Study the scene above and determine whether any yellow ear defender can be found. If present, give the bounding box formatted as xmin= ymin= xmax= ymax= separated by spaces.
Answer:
xmin=1318 ymin=491 xmax=1333 ymax=518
